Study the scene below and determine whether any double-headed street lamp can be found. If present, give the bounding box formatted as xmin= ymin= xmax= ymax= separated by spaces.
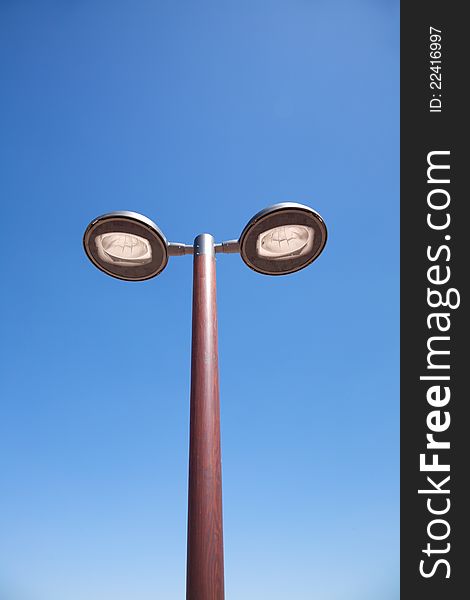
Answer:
xmin=83 ymin=203 xmax=327 ymax=600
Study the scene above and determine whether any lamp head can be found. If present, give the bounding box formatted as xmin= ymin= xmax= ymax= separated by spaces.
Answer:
xmin=239 ymin=203 xmax=327 ymax=275
xmin=83 ymin=211 xmax=168 ymax=281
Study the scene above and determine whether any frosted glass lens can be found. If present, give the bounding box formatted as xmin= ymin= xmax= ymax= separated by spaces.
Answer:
xmin=95 ymin=232 xmax=152 ymax=267
xmin=256 ymin=225 xmax=314 ymax=260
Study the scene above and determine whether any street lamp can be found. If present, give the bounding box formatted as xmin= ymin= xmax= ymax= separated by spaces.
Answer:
xmin=83 ymin=202 xmax=327 ymax=600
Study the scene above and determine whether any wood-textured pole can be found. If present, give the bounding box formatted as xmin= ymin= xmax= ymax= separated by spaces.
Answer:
xmin=186 ymin=234 xmax=225 ymax=600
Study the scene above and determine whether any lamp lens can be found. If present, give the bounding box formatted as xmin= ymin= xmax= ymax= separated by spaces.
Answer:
xmin=95 ymin=232 xmax=153 ymax=267
xmin=256 ymin=225 xmax=314 ymax=260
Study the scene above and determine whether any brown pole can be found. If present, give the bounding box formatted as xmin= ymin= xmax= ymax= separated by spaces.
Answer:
xmin=186 ymin=234 xmax=225 ymax=600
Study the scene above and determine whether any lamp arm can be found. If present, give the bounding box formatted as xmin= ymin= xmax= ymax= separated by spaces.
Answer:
xmin=167 ymin=242 xmax=194 ymax=256
xmin=168 ymin=239 xmax=240 ymax=256
xmin=214 ymin=240 xmax=240 ymax=254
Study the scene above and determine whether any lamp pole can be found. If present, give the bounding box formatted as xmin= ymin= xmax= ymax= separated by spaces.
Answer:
xmin=82 ymin=203 xmax=327 ymax=600
xmin=187 ymin=234 xmax=224 ymax=600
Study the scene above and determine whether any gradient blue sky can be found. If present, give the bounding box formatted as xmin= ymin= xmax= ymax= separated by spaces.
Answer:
xmin=0 ymin=1 xmax=399 ymax=598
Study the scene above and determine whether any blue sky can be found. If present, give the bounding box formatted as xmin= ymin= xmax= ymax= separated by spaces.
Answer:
xmin=0 ymin=1 xmax=399 ymax=598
